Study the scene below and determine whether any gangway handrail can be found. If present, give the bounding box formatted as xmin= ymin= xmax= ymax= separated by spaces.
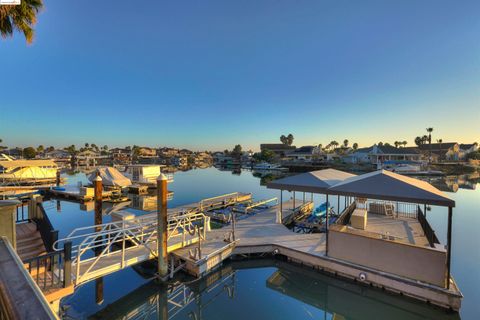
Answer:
xmin=52 ymin=209 xmax=211 ymax=284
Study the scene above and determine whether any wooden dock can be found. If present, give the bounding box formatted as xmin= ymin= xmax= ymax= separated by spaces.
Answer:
xmin=46 ymin=186 xmax=114 ymax=202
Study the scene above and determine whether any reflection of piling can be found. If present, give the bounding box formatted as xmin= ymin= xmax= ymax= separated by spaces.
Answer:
xmin=56 ymin=200 xmax=61 ymax=212
xmin=158 ymin=284 xmax=168 ymax=320
xmin=157 ymin=174 xmax=168 ymax=278
xmin=96 ymin=277 xmax=104 ymax=305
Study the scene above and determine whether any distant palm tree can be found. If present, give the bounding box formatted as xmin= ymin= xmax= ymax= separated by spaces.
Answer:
xmin=426 ymin=128 xmax=433 ymax=163
xmin=402 ymin=141 xmax=408 ymax=148
xmin=394 ymin=141 xmax=400 ymax=148
xmin=352 ymin=143 xmax=358 ymax=150
xmin=0 ymin=0 xmax=43 ymax=44
xmin=343 ymin=139 xmax=349 ymax=148
xmin=286 ymin=134 xmax=294 ymax=146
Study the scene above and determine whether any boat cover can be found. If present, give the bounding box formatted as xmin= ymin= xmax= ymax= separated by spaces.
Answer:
xmin=88 ymin=167 xmax=132 ymax=187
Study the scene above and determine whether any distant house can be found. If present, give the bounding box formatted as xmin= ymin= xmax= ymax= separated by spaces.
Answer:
xmin=43 ymin=149 xmax=71 ymax=159
xmin=159 ymin=147 xmax=179 ymax=158
xmin=418 ymin=143 xmax=459 ymax=161
xmin=417 ymin=142 xmax=478 ymax=161
xmin=260 ymin=144 xmax=296 ymax=157
xmin=459 ymin=143 xmax=478 ymax=157
xmin=137 ymin=147 xmax=157 ymax=157
xmin=5 ymin=148 xmax=23 ymax=158
xmin=345 ymin=145 xmax=422 ymax=165
xmin=285 ymin=146 xmax=322 ymax=162
xmin=75 ymin=150 xmax=103 ymax=166
xmin=110 ymin=148 xmax=132 ymax=163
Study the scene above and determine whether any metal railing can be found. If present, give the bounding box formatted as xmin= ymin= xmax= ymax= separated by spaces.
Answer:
xmin=23 ymin=241 xmax=72 ymax=291
xmin=417 ymin=206 xmax=440 ymax=247
xmin=15 ymin=199 xmax=29 ymax=223
xmin=364 ymin=200 xmax=418 ymax=219
xmin=199 ymin=192 xmax=250 ymax=211
xmin=53 ymin=211 xmax=209 ymax=284
xmin=34 ymin=203 xmax=59 ymax=252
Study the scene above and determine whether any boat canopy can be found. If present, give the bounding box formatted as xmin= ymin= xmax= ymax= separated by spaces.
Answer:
xmin=267 ymin=168 xmax=356 ymax=193
xmin=0 ymin=159 xmax=57 ymax=169
xmin=88 ymin=167 xmax=132 ymax=187
xmin=328 ymin=170 xmax=455 ymax=207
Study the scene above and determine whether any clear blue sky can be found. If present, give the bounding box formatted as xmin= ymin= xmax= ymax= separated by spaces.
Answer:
xmin=1 ymin=0 xmax=479 ymax=151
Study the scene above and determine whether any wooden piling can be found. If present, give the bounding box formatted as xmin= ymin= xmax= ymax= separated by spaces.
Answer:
xmin=94 ymin=175 xmax=104 ymax=301
xmin=157 ymin=174 xmax=168 ymax=278
xmin=56 ymin=170 xmax=61 ymax=187
xmin=94 ymin=176 xmax=103 ymax=228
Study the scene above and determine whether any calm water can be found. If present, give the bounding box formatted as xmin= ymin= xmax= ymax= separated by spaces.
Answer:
xmin=44 ymin=167 xmax=479 ymax=319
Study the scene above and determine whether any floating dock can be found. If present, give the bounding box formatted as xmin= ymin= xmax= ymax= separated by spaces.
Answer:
xmin=171 ymin=199 xmax=462 ymax=311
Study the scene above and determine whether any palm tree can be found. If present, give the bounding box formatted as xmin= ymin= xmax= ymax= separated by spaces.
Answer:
xmin=394 ymin=141 xmax=400 ymax=148
xmin=287 ymin=134 xmax=294 ymax=146
xmin=402 ymin=141 xmax=408 ymax=148
xmin=280 ymin=135 xmax=287 ymax=145
xmin=352 ymin=143 xmax=358 ymax=150
xmin=426 ymin=127 xmax=433 ymax=163
xmin=0 ymin=0 xmax=43 ymax=44
xmin=343 ymin=139 xmax=349 ymax=148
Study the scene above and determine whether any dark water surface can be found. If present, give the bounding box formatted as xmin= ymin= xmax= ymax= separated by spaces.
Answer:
xmin=44 ymin=167 xmax=478 ymax=319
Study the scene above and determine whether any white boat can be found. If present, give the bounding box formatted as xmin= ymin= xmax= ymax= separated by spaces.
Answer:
xmin=88 ymin=167 xmax=132 ymax=187
xmin=0 ymin=154 xmax=58 ymax=186
xmin=380 ymin=160 xmax=444 ymax=176
xmin=122 ymin=165 xmax=173 ymax=186
xmin=253 ymin=162 xmax=288 ymax=171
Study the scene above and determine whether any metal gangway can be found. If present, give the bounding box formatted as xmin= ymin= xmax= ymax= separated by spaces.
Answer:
xmin=53 ymin=211 xmax=211 ymax=285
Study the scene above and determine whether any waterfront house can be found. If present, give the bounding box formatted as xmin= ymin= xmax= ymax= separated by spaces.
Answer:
xmin=285 ymin=146 xmax=322 ymax=162
xmin=110 ymin=147 xmax=132 ymax=163
xmin=459 ymin=143 xmax=478 ymax=158
xmin=260 ymin=143 xmax=296 ymax=157
xmin=4 ymin=147 xmax=23 ymax=158
xmin=76 ymin=149 xmax=101 ymax=166
xmin=418 ymin=142 xmax=459 ymax=161
xmin=344 ymin=144 xmax=422 ymax=165
xmin=416 ymin=142 xmax=478 ymax=161
xmin=43 ymin=149 xmax=71 ymax=159
xmin=137 ymin=147 xmax=157 ymax=158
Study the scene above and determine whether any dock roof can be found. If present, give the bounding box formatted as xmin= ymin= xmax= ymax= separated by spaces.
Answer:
xmin=267 ymin=168 xmax=356 ymax=193
xmin=328 ymin=170 xmax=455 ymax=207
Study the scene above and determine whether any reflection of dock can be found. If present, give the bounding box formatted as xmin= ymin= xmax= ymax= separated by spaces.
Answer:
xmin=89 ymin=265 xmax=236 ymax=320
xmin=265 ymin=260 xmax=459 ymax=320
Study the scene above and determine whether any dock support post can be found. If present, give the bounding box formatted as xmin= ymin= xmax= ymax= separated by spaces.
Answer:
xmin=325 ymin=194 xmax=329 ymax=256
xmin=64 ymin=241 xmax=72 ymax=287
xmin=157 ymin=174 xmax=168 ymax=278
xmin=446 ymin=206 xmax=453 ymax=289
xmin=293 ymin=191 xmax=295 ymax=209
xmin=337 ymin=196 xmax=340 ymax=214
xmin=280 ymin=190 xmax=283 ymax=216
xmin=94 ymin=175 xmax=104 ymax=304
xmin=56 ymin=169 xmax=61 ymax=187
xmin=303 ymin=192 xmax=305 ymax=204
xmin=94 ymin=175 xmax=103 ymax=228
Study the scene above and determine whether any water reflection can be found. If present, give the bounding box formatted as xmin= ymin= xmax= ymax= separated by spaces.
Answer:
xmin=84 ymin=259 xmax=457 ymax=320
xmin=89 ymin=265 xmax=236 ymax=320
